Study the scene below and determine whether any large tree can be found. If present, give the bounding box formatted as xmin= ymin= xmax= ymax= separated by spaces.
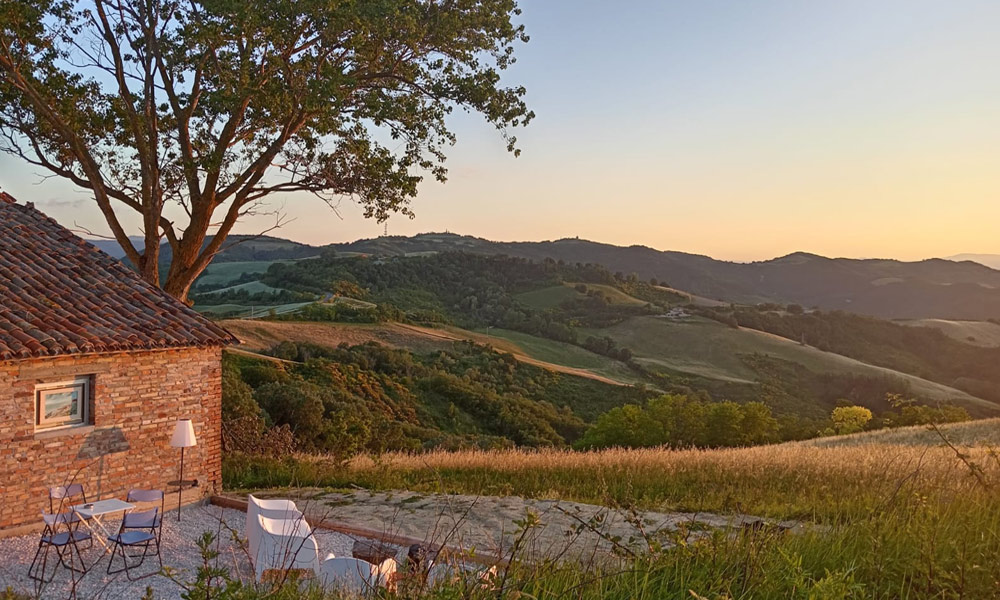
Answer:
xmin=0 ymin=0 xmax=531 ymax=300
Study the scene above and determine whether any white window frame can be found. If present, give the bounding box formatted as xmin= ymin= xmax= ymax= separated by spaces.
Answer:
xmin=35 ymin=377 xmax=90 ymax=430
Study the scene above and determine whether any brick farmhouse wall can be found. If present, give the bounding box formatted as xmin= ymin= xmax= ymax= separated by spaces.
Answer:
xmin=0 ymin=346 xmax=222 ymax=532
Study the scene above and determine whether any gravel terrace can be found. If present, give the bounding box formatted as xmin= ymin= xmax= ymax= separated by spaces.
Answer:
xmin=0 ymin=504 xmax=355 ymax=600
xmin=0 ymin=493 xmax=803 ymax=598
xmin=274 ymin=489 xmax=798 ymax=564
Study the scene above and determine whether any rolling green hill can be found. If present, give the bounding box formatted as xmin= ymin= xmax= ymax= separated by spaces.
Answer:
xmin=196 ymin=260 xmax=293 ymax=287
xmin=899 ymin=319 xmax=1000 ymax=348
xmin=588 ymin=315 xmax=994 ymax=414
xmin=196 ymin=301 xmax=313 ymax=318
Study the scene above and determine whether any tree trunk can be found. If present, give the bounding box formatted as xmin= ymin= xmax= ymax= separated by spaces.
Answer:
xmin=162 ymin=271 xmax=197 ymax=305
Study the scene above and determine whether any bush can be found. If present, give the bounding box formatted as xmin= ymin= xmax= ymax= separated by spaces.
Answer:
xmin=831 ymin=405 xmax=873 ymax=435
xmin=576 ymin=395 xmax=780 ymax=450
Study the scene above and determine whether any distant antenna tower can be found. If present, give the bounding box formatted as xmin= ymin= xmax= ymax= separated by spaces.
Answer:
xmin=383 ymin=222 xmax=388 ymax=237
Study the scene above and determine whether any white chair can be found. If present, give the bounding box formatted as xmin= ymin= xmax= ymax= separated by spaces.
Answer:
xmin=254 ymin=514 xmax=320 ymax=581
xmin=318 ymin=555 xmax=396 ymax=595
xmin=246 ymin=495 xmax=303 ymax=564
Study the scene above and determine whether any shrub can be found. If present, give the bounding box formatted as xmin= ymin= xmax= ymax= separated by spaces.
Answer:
xmin=831 ymin=405 xmax=873 ymax=435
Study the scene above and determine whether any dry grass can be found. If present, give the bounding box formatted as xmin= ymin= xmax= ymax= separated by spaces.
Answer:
xmin=228 ymin=436 xmax=1000 ymax=523
xmin=224 ymin=431 xmax=1000 ymax=598
xmin=346 ymin=442 xmax=990 ymax=479
xmin=803 ymin=417 xmax=1000 ymax=447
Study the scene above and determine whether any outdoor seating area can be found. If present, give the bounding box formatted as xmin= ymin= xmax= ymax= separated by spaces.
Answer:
xmin=28 ymin=484 xmax=163 ymax=590
xmin=0 ymin=491 xmax=499 ymax=599
xmin=0 ymin=496 xmax=355 ymax=599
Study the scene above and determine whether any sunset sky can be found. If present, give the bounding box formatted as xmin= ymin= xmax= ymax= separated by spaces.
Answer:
xmin=2 ymin=0 xmax=999 ymax=262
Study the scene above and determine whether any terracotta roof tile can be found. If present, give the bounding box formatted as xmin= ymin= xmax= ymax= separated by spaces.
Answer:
xmin=0 ymin=195 xmax=237 ymax=360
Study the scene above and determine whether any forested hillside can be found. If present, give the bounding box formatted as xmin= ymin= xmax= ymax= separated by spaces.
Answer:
xmin=224 ymin=340 xmax=652 ymax=455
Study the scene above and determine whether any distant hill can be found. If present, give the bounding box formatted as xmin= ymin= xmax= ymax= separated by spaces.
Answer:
xmin=899 ymin=319 xmax=1000 ymax=348
xmin=328 ymin=233 xmax=1000 ymax=320
xmin=88 ymin=234 xmax=317 ymax=264
xmin=86 ymin=236 xmax=145 ymax=259
xmin=948 ymin=254 xmax=1000 ymax=270
xmin=96 ymin=230 xmax=1000 ymax=320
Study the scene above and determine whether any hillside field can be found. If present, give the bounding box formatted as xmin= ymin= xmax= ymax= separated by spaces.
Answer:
xmin=516 ymin=283 xmax=648 ymax=310
xmin=196 ymin=301 xmax=312 ymax=318
xmin=899 ymin=318 xmax=1000 ymax=348
xmin=221 ymin=319 xmax=638 ymax=387
xmin=471 ymin=327 xmax=646 ymax=385
xmin=589 ymin=315 xmax=995 ymax=412
xmin=196 ymin=259 xmax=290 ymax=287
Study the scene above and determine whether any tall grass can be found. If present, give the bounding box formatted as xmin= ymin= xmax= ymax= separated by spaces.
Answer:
xmin=226 ymin=443 xmax=998 ymax=522
xmin=224 ymin=437 xmax=1000 ymax=599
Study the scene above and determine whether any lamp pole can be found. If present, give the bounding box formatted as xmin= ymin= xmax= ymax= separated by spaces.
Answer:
xmin=169 ymin=419 xmax=197 ymax=521
xmin=176 ymin=445 xmax=185 ymax=520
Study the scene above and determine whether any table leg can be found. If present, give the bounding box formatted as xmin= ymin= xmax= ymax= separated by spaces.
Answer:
xmin=76 ymin=514 xmax=113 ymax=553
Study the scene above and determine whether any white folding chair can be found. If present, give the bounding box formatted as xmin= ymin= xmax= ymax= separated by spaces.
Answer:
xmin=254 ymin=514 xmax=319 ymax=581
xmin=318 ymin=555 xmax=396 ymax=595
xmin=246 ymin=495 xmax=303 ymax=564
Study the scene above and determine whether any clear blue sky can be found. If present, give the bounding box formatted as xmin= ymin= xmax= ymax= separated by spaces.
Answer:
xmin=3 ymin=0 xmax=999 ymax=260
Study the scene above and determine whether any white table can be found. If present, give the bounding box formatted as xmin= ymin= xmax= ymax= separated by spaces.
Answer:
xmin=72 ymin=498 xmax=135 ymax=551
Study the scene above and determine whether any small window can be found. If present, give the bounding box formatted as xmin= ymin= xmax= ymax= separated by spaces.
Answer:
xmin=35 ymin=377 xmax=90 ymax=430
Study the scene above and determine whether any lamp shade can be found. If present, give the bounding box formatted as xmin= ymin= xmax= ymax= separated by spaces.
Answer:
xmin=169 ymin=419 xmax=197 ymax=448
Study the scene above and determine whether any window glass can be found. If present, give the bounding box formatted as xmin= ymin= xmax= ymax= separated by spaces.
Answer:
xmin=36 ymin=378 xmax=89 ymax=429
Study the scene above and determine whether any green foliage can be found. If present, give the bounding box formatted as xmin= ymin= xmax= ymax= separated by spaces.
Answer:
xmin=273 ymin=301 xmax=403 ymax=324
xmin=744 ymin=353 xmax=918 ymax=416
xmin=575 ymin=395 xmax=780 ymax=450
xmin=879 ymin=394 xmax=972 ymax=428
xmin=582 ymin=335 xmax=634 ymax=362
xmin=269 ymin=254 xmax=653 ymax=340
xmin=830 ymin=406 xmax=873 ymax=435
xmin=194 ymin=289 xmax=315 ymax=306
xmin=224 ymin=341 xmax=650 ymax=456
xmin=0 ymin=0 xmax=532 ymax=297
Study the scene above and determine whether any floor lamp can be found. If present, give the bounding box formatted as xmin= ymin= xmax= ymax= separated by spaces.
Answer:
xmin=170 ymin=419 xmax=197 ymax=521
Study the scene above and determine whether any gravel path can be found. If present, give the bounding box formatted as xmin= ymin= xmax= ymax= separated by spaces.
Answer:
xmin=0 ymin=504 xmax=355 ymax=600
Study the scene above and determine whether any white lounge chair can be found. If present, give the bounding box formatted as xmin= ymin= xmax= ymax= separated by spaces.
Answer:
xmin=246 ymin=495 xmax=303 ymax=565
xmin=254 ymin=514 xmax=320 ymax=581
xmin=318 ymin=555 xmax=397 ymax=595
